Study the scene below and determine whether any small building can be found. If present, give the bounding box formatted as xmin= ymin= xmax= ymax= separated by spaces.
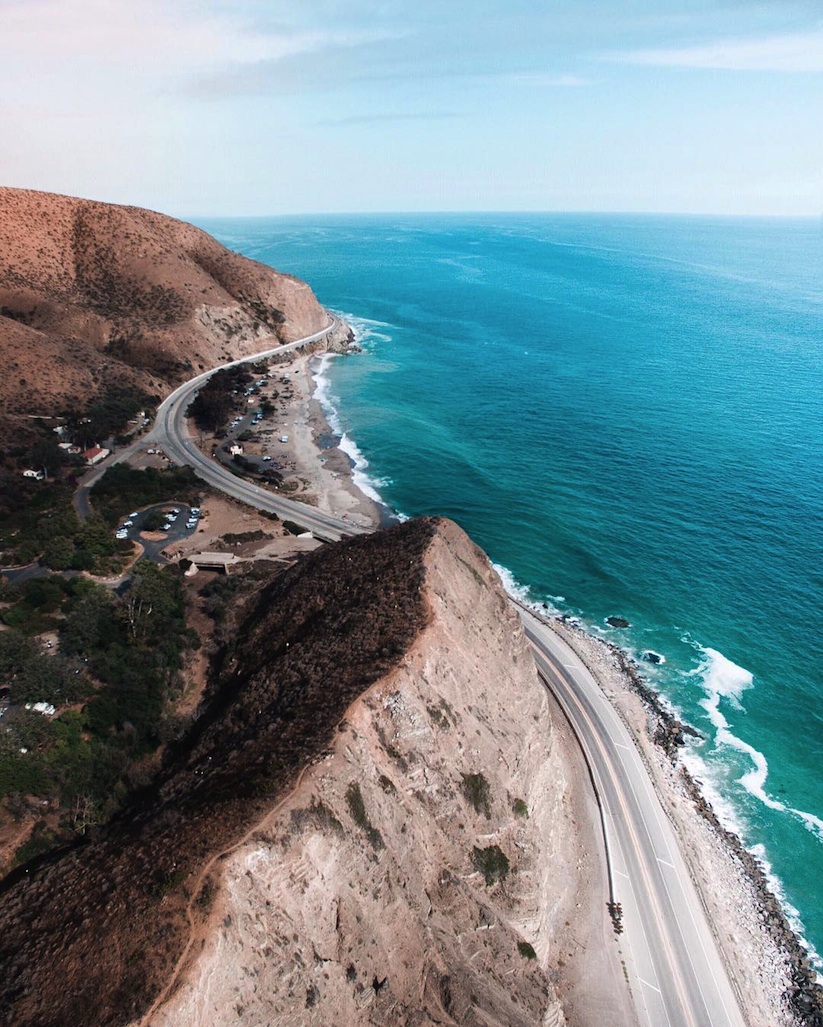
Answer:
xmin=83 ymin=446 xmax=110 ymax=465
xmin=186 ymin=552 xmax=240 ymax=574
xmin=22 ymin=468 xmax=44 ymax=480
xmin=229 ymin=443 xmax=244 ymax=456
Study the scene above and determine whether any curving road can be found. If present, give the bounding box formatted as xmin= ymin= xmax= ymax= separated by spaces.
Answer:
xmin=521 ymin=608 xmax=747 ymax=1027
xmin=140 ymin=313 xmax=748 ymax=1027
xmin=148 ymin=316 xmax=368 ymax=543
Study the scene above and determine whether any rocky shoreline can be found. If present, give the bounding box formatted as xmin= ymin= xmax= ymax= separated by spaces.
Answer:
xmin=552 ymin=613 xmax=823 ymax=1027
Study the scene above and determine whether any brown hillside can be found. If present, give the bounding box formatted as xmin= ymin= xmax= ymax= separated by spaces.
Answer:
xmin=0 ymin=517 xmax=625 ymax=1027
xmin=0 ymin=187 xmax=328 ymax=436
xmin=0 ymin=518 xmax=438 ymax=1027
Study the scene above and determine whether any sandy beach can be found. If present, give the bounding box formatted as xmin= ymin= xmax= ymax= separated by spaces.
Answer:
xmin=238 ymin=348 xmax=388 ymax=529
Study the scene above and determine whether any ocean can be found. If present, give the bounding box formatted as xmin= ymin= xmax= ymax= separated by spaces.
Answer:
xmin=197 ymin=212 xmax=823 ymax=967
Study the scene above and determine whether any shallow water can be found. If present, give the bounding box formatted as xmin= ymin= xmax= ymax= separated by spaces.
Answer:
xmin=199 ymin=211 xmax=823 ymax=965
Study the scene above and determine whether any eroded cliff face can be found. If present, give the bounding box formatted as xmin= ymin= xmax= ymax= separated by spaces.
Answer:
xmin=0 ymin=187 xmax=329 ymax=435
xmin=146 ymin=522 xmax=601 ymax=1027
xmin=0 ymin=519 xmax=624 ymax=1027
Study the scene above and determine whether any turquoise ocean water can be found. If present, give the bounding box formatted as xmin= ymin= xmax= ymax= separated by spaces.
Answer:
xmin=198 ymin=213 xmax=823 ymax=965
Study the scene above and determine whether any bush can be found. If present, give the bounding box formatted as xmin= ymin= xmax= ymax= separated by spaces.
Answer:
xmin=345 ymin=782 xmax=384 ymax=850
xmin=471 ymin=844 xmax=510 ymax=886
xmin=461 ymin=772 xmax=491 ymax=819
xmin=517 ymin=941 xmax=537 ymax=960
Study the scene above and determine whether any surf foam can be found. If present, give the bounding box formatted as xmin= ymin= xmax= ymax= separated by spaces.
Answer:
xmin=310 ymin=319 xmax=394 ymax=513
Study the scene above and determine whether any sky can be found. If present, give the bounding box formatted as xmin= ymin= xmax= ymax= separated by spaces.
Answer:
xmin=1 ymin=0 xmax=822 ymax=216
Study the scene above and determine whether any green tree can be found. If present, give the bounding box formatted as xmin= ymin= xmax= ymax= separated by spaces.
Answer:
xmin=42 ymin=536 xmax=75 ymax=571
xmin=62 ymin=586 xmax=117 ymax=655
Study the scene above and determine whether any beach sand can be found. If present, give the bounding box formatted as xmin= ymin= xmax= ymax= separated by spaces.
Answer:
xmin=240 ymin=350 xmax=388 ymax=530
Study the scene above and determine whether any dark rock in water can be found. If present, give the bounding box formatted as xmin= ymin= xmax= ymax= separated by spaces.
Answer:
xmin=641 ymin=650 xmax=664 ymax=665
xmin=606 ymin=616 xmax=630 ymax=629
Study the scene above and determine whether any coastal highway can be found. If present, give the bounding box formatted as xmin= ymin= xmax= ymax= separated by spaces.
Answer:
xmin=522 ymin=609 xmax=747 ymax=1027
xmin=148 ymin=316 xmax=368 ymax=543
xmin=143 ymin=317 xmax=748 ymax=1027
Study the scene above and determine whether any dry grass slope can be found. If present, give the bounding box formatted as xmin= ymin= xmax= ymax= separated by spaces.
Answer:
xmin=0 ymin=186 xmax=327 ymax=445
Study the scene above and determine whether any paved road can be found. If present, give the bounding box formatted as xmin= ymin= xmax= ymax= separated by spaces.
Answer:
xmin=521 ymin=608 xmax=747 ymax=1027
xmin=147 ymin=317 xmax=366 ymax=543
xmin=138 ymin=314 xmax=748 ymax=1027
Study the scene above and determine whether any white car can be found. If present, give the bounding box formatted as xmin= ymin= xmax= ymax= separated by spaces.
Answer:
xmin=191 ymin=507 xmax=201 ymax=515
xmin=116 ymin=530 xmax=128 ymax=540
xmin=162 ymin=522 xmax=172 ymax=532
xmin=280 ymin=435 xmax=289 ymax=443
xmin=129 ymin=511 xmax=138 ymax=518
xmin=123 ymin=519 xmax=133 ymax=527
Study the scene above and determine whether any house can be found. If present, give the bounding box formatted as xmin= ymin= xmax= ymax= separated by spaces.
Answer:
xmin=229 ymin=443 xmax=244 ymax=456
xmin=22 ymin=468 xmax=45 ymax=480
xmin=83 ymin=446 xmax=110 ymax=465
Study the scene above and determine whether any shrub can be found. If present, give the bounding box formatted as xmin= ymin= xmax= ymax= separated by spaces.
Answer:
xmin=517 ymin=941 xmax=537 ymax=960
xmin=513 ymin=798 xmax=528 ymax=818
xmin=461 ymin=772 xmax=491 ymax=819
xmin=345 ymin=782 xmax=384 ymax=850
xmin=471 ymin=844 xmax=509 ymax=886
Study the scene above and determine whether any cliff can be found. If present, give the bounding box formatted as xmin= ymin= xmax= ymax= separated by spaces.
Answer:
xmin=0 ymin=519 xmax=627 ymax=1026
xmin=0 ymin=187 xmax=329 ymax=438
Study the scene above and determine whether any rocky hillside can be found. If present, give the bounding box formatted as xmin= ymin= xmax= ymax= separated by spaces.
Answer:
xmin=0 ymin=187 xmax=330 ymax=438
xmin=144 ymin=519 xmax=631 ymax=1027
xmin=0 ymin=519 xmax=628 ymax=1026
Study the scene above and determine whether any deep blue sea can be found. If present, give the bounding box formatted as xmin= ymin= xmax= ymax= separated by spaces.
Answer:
xmin=198 ymin=212 xmax=823 ymax=966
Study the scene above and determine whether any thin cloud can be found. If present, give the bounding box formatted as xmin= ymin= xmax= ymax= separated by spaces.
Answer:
xmin=610 ymin=29 xmax=823 ymax=72
xmin=0 ymin=0 xmax=401 ymax=71
xmin=500 ymin=72 xmax=595 ymax=87
xmin=316 ymin=111 xmax=460 ymax=127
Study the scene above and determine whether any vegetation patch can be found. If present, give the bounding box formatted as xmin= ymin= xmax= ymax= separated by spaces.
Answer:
xmin=0 ymin=563 xmax=195 ymax=859
xmin=461 ymin=772 xmax=492 ymax=819
xmin=290 ymin=799 xmax=344 ymax=837
xmin=471 ymin=844 xmax=510 ymax=886
xmin=90 ymin=464 xmax=200 ymax=527
xmin=345 ymin=782 xmax=384 ymax=851
xmin=517 ymin=940 xmax=537 ymax=960
xmin=512 ymin=798 xmax=528 ymax=818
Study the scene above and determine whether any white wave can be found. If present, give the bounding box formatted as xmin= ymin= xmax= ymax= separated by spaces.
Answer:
xmin=689 ymin=644 xmax=823 ymax=839
xmin=491 ymin=562 xmax=533 ymax=604
xmin=489 ymin=564 xmax=568 ymax=619
xmin=337 ymin=431 xmax=391 ymax=507
xmin=333 ymin=309 xmax=395 ymax=346
xmin=309 ymin=342 xmax=393 ymax=513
